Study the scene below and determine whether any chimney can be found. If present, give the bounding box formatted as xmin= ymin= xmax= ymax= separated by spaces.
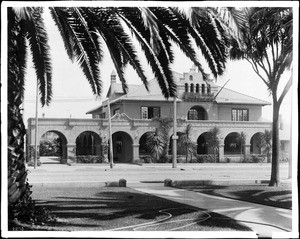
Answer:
xmin=111 ymin=70 xmax=117 ymax=84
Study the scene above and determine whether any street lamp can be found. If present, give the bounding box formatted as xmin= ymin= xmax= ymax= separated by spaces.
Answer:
xmin=172 ymin=96 xmax=177 ymax=168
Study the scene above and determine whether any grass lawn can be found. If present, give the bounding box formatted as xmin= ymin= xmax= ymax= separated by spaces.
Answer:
xmin=10 ymin=186 xmax=252 ymax=231
xmin=177 ymin=183 xmax=292 ymax=209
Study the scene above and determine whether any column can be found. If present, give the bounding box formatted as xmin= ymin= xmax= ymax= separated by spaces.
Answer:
xmin=244 ymin=144 xmax=251 ymax=163
xmin=219 ymin=144 xmax=225 ymax=162
xmin=132 ymin=144 xmax=140 ymax=162
xmin=67 ymin=144 xmax=76 ymax=163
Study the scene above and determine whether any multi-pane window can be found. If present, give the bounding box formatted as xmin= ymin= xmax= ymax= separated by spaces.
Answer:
xmin=141 ymin=107 xmax=160 ymax=119
xmin=232 ymin=109 xmax=249 ymax=121
xmin=188 ymin=109 xmax=198 ymax=120
xmin=100 ymin=113 xmax=106 ymax=119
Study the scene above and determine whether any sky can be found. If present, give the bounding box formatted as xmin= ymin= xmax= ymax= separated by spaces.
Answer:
xmin=19 ymin=3 xmax=296 ymax=128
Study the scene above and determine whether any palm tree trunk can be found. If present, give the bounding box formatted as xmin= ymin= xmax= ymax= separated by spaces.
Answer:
xmin=269 ymin=102 xmax=280 ymax=186
xmin=8 ymin=13 xmax=32 ymax=222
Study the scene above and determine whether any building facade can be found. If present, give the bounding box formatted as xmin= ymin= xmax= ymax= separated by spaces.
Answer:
xmin=27 ymin=66 xmax=272 ymax=163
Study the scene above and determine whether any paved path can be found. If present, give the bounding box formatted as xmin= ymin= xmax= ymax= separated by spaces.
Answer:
xmin=128 ymin=182 xmax=292 ymax=238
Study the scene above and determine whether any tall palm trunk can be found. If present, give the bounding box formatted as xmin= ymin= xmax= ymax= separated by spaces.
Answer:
xmin=8 ymin=13 xmax=32 ymax=219
xmin=269 ymin=100 xmax=280 ymax=186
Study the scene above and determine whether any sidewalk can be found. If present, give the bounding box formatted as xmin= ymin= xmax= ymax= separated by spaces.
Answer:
xmin=128 ymin=182 xmax=292 ymax=238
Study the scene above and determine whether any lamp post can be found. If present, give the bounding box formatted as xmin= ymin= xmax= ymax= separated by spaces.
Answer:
xmin=172 ymin=96 xmax=177 ymax=168
xmin=107 ymin=100 xmax=114 ymax=168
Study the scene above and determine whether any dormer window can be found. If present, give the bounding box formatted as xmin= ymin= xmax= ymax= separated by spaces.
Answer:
xmin=189 ymin=75 xmax=193 ymax=81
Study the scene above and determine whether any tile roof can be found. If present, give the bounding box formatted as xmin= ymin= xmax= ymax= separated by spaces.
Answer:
xmin=215 ymin=87 xmax=271 ymax=105
xmin=86 ymin=71 xmax=270 ymax=114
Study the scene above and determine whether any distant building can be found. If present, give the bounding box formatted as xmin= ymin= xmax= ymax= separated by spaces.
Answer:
xmin=27 ymin=66 xmax=272 ymax=163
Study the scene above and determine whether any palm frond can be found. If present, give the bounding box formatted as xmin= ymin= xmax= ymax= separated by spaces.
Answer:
xmin=23 ymin=7 xmax=52 ymax=106
xmin=51 ymin=7 xmax=102 ymax=96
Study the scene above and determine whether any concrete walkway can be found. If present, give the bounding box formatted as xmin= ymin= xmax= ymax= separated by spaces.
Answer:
xmin=128 ymin=182 xmax=292 ymax=238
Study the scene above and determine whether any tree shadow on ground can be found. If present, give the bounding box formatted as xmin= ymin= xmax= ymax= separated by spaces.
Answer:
xmin=183 ymin=185 xmax=292 ymax=209
xmin=32 ymin=187 xmax=252 ymax=231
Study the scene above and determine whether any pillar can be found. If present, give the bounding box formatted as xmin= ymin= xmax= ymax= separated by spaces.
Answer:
xmin=244 ymin=144 xmax=251 ymax=163
xmin=67 ymin=144 xmax=76 ymax=163
xmin=132 ymin=144 xmax=140 ymax=162
xmin=219 ymin=144 xmax=224 ymax=162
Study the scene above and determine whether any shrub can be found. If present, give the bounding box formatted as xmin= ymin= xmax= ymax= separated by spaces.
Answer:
xmin=74 ymin=155 xmax=107 ymax=164
xmin=246 ymin=154 xmax=266 ymax=163
xmin=195 ymin=154 xmax=215 ymax=163
xmin=226 ymin=157 xmax=231 ymax=163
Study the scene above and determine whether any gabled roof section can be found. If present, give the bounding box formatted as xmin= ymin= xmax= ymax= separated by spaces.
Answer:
xmin=215 ymin=87 xmax=271 ymax=105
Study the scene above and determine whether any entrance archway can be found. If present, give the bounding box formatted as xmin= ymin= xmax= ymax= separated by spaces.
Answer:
xmin=39 ymin=130 xmax=67 ymax=161
xmin=139 ymin=132 xmax=151 ymax=156
xmin=112 ymin=131 xmax=133 ymax=163
xmin=250 ymin=132 xmax=263 ymax=154
xmin=197 ymin=132 xmax=210 ymax=154
xmin=187 ymin=106 xmax=208 ymax=120
xmin=224 ymin=132 xmax=242 ymax=155
xmin=76 ymin=131 xmax=102 ymax=156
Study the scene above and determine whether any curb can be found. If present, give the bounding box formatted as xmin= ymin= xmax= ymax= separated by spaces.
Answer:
xmin=165 ymin=179 xmax=272 ymax=187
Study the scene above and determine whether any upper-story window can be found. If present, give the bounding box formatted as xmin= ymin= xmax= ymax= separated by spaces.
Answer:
xmin=232 ymin=109 xmax=249 ymax=121
xmin=201 ymin=84 xmax=205 ymax=94
xmin=207 ymin=84 xmax=211 ymax=94
xmin=141 ymin=106 xmax=160 ymax=119
xmin=190 ymin=83 xmax=194 ymax=93
xmin=189 ymin=75 xmax=193 ymax=81
xmin=93 ymin=114 xmax=100 ymax=119
xmin=196 ymin=84 xmax=200 ymax=93
xmin=185 ymin=83 xmax=189 ymax=92
xmin=100 ymin=113 xmax=106 ymax=119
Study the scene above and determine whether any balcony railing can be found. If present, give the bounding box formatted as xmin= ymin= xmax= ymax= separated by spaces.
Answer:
xmin=182 ymin=92 xmax=214 ymax=102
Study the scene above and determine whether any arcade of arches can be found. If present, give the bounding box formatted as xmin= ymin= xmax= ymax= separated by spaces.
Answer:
xmin=33 ymin=128 xmax=266 ymax=164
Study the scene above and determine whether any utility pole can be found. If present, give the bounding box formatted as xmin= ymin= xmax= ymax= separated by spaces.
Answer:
xmin=34 ymin=80 xmax=38 ymax=169
xmin=172 ymin=96 xmax=177 ymax=168
xmin=107 ymin=100 xmax=114 ymax=168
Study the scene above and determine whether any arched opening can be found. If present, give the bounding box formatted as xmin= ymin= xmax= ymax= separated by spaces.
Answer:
xmin=189 ymin=75 xmax=193 ymax=81
xmin=187 ymin=106 xmax=208 ymax=120
xmin=250 ymin=132 xmax=263 ymax=154
xmin=224 ymin=132 xmax=242 ymax=155
xmin=201 ymin=84 xmax=205 ymax=94
xmin=39 ymin=130 xmax=67 ymax=163
xmin=197 ymin=132 xmax=210 ymax=154
xmin=207 ymin=84 xmax=211 ymax=94
xmin=76 ymin=131 xmax=102 ymax=156
xmin=196 ymin=84 xmax=200 ymax=93
xmin=190 ymin=83 xmax=194 ymax=93
xmin=185 ymin=83 xmax=189 ymax=92
xmin=139 ymin=132 xmax=151 ymax=156
xmin=112 ymin=131 xmax=133 ymax=163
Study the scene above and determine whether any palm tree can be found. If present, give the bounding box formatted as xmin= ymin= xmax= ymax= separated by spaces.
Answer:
xmin=178 ymin=124 xmax=196 ymax=163
xmin=228 ymin=8 xmax=293 ymax=186
xmin=206 ymin=126 xmax=221 ymax=163
xmin=7 ymin=6 xmax=237 ymax=224
xmin=258 ymin=130 xmax=273 ymax=163
xmin=145 ymin=117 xmax=172 ymax=162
